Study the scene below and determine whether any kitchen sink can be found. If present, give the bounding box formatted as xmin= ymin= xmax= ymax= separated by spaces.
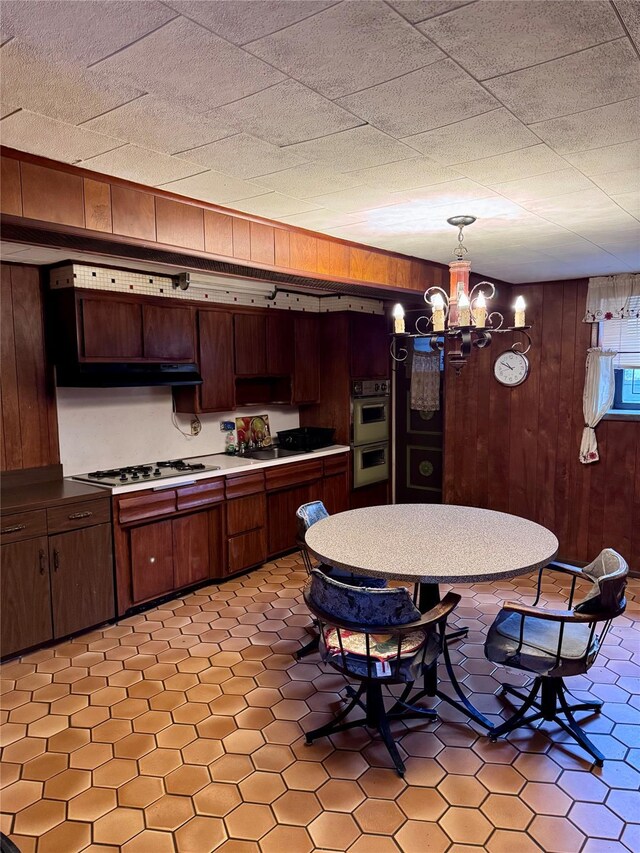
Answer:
xmin=245 ymin=447 xmax=305 ymax=460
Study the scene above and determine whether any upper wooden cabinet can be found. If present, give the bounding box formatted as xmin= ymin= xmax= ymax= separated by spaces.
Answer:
xmin=142 ymin=304 xmax=195 ymax=361
xmin=198 ymin=310 xmax=235 ymax=412
xmin=81 ymin=297 xmax=143 ymax=360
xmin=350 ymin=313 xmax=389 ymax=379
xmin=266 ymin=312 xmax=294 ymax=376
xmin=234 ymin=311 xmax=294 ymax=377
xmin=293 ymin=314 xmax=320 ymax=404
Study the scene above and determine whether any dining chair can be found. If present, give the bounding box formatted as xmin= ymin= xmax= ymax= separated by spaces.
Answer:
xmin=303 ymin=568 xmax=460 ymax=776
xmin=485 ymin=548 xmax=628 ymax=766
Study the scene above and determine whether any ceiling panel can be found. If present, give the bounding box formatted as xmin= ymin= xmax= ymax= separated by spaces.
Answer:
xmin=208 ymin=79 xmax=363 ymax=147
xmin=336 ymin=60 xmax=499 ymax=138
xmin=92 ymin=17 xmax=285 ymax=112
xmin=395 ymin=178 xmax=499 ymax=206
xmin=491 ymin=169 xmax=597 ymax=204
xmin=279 ymin=209 xmax=366 ymax=230
xmin=0 ymin=109 xmax=123 ymax=163
xmin=564 ymin=140 xmax=640 ymax=177
xmin=530 ymin=98 xmax=640 ymax=154
xmin=612 ymin=192 xmax=640 ymax=218
xmin=341 ymin=157 xmax=461 ymax=192
xmin=284 ymin=126 xmax=419 ymax=172
xmin=229 ymin=192 xmax=321 ymax=218
xmin=457 ymin=144 xmax=568 ymax=184
xmin=614 ymin=1 xmax=640 ymax=50
xmin=83 ymin=95 xmax=237 ymax=155
xmin=250 ymin=164 xmax=364 ymax=199
xmin=405 ymin=108 xmax=539 ymax=165
xmin=418 ymin=0 xmax=622 ymax=80
xmin=387 ymin=2 xmax=474 ymax=24
xmin=307 ymin=186 xmax=411 ymax=214
xmin=157 ymin=171 xmax=269 ymax=206
xmin=80 ymin=144 xmax=206 ymax=186
xmin=590 ymin=168 xmax=640 ymax=195
xmin=244 ymin=1 xmax=444 ymax=99
xmin=176 ymin=133 xmax=307 ymax=179
xmin=484 ymin=39 xmax=640 ymax=124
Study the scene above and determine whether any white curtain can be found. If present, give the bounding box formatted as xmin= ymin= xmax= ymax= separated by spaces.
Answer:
xmin=584 ymin=274 xmax=640 ymax=322
xmin=580 ymin=348 xmax=617 ymax=464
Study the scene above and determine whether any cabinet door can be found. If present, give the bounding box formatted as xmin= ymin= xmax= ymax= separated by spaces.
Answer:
xmin=49 ymin=524 xmax=114 ymax=638
xmin=130 ymin=520 xmax=174 ymax=604
xmin=234 ymin=314 xmax=266 ymax=375
xmin=198 ymin=311 xmax=235 ymax=411
xmin=228 ymin=529 xmax=266 ymax=575
xmin=350 ymin=314 xmax=389 ymax=379
xmin=266 ymin=312 xmax=294 ymax=376
xmin=267 ymin=484 xmax=314 ymax=557
xmin=322 ymin=473 xmax=350 ymax=516
xmin=143 ymin=304 xmax=195 ymax=361
xmin=227 ymin=494 xmax=266 ymax=536
xmin=173 ymin=511 xmax=213 ymax=589
xmin=80 ymin=297 xmax=143 ymax=359
xmin=293 ymin=315 xmax=320 ymax=403
xmin=1 ymin=537 xmax=52 ymax=657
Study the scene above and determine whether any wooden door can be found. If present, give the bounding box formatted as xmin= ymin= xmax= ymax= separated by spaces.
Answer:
xmin=80 ymin=297 xmax=143 ymax=359
xmin=234 ymin=314 xmax=266 ymax=375
xmin=293 ymin=315 xmax=320 ymax=403
xmin=322 ymin=473 xmax=350 ymax=516
xmin=143 ymin=304 xmax=195 ymax=361
xmin=49 ymin=524 xmax=115 ymax=638
xmin=198 ymin=311 xmax=235 ymax=411
xmin=130 ymin=520 xmax=174 ymax=604
xmin=172 ymin=511 xmax=212 ymax=588
xmin=266 ymin=312 xmax=294 ymax=376
xmin=267 ymin=484 xmax=314 ymax=557
xmin=1 ymin=537 xmax=52 ymax=657
xmin=350 ymin=314 xmax=390 ymax=379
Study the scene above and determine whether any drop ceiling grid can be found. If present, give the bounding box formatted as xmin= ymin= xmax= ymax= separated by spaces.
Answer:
xmin=0 ymin=0 xmax=638 ymax=282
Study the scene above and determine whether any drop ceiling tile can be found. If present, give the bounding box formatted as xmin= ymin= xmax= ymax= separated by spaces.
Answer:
xmin=157 ymin=171 xmax=269 ymax=205
xmin=0 ymin=39 xmax=143 ymax=124
xmin=93 ymin=17 xmax=285 ymax=112
xmin=492 ymin=169 xmax=597 ymax=203
xmin=284 ymin=126 xmax=418 ymax=173
xmin=596 ymin=240 xmax=640 ymax=269
xmin=208 ymin=79 xmax=363 ymax=147
xmin=176 ymin=134 xmax=307 ymax=179
xmin=458 ymin=144 xmax=567 ymax=184
xmin=0 ymin=109 xmax=124 ymax=163
xmin=387 ymin=2 xmax=474 ymax=24
xmin=614 ymin=1 xmax=640 ymax=50
xmin=524 ymin=188 xmax=636 ymax=229
xmin=419 ymin=0 xmax=623 ymax=80
xmin=80 ymin=145 xmax=206 ymax=186
xmin=250 ymin=164 xmax=364 ymax=199
xmin=0 ymin=103 xmax=18 ymax=118
xmin=564 ymin=140 xmax=640 ymax=176
xmin=613 ymin=191 xmax=640 ymax=218
xmin=230 ymin=193 xmax=320 ymax=218
xmin=1 ymin=0 xmax=176 ymax=64
xmin=395 ymin=178 xmax=499 ymax=206
xmin=279 ymin=209 xmax=366 ymax=230
xmin=83 ymin=95 xmax=237 ymax=155
xmin=529 ymin=98 xmax=640 ymax=155
xmin=405 ymin=108 xmax=539 ymax=165
xmin=307 ymin=186 xmax=410 ymax=214
xmin=590 ymin=168 xmax=640 ymax=195
xmin=343 ymin=156 xmax=460 ymax=192
xmin=244 ymin=1 xmax=444 ymax=99
xmin=484 ymin=39 xmax=640 ymax=124
xmin=165 ymin=1 xmax=336 ymax=45
xmin=336 ymin=60 xmax=498 ymax=138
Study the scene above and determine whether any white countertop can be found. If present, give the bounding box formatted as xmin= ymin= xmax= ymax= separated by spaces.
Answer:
xmin=68 ymin=445 xmax=351 ymax=496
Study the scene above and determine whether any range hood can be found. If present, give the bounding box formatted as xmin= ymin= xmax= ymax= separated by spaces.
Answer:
xmin=55 ymin=362 xmax=203 ymax=388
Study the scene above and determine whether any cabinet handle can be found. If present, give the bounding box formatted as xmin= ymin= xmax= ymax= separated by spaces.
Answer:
xmin=39 ymin=549 xmax=46 ymax=575
xmin=53 ymin=549 xmax=60 ymax=572
xmin=1 ymin=523 xmax=27 ymax=534
xmin=68 ymin=511 xmax=93 ymax=520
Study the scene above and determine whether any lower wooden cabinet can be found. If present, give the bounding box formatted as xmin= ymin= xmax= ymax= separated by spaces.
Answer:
xmin=131 ymin=519 xmax=175 ymax=604
xmin=322 ymin=472 xmax=350 ymax=515
xmin=267 ymin=484 xmax=314 ymax=557
xmin=228 ymin=528 xmax=267 ymax=575
xmin=1 ymin=536 xmax=53 ymax=658
xmin=173 ymin=511 xmax=216 ymax=589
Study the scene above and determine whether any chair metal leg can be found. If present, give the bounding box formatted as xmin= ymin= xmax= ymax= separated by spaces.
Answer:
xmin=305 ymin=683 xmax=367 ymax=743
xmin=295 ymin=633 xmax=320 ymax=660
xmin=556 ymin=681 xmax=605 ymax=767
xmin=491 ymin=677 xmax=543 ymax=740
xmin=445 ymin=627 xmax=469 ymax=643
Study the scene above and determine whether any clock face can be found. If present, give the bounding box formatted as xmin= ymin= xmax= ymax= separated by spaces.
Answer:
xmin=493 ymin=351 xmax=529 ymax=387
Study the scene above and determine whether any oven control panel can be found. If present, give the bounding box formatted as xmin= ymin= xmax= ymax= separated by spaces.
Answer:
xmin=352 ymin=380 xmax=390 ymax=397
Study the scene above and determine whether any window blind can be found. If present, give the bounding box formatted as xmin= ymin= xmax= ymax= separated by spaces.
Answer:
xmin=600 ymin=296 xmax=640 ymax=368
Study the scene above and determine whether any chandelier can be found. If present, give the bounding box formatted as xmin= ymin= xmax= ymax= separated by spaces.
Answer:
xmin=390 ymin=216 xmax=531 ymax=374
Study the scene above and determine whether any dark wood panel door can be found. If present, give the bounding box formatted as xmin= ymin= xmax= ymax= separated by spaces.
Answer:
xmin=266 ymin=312 xmax=294 ymax=376
xmin=267 ymin=484 xmax=314 ymax=557
xmin=234 ymin=314 xmax=267 ymax=376
xmin=228 ymin=529 xmax=267 ymax=575
xmin=293 ymin=315 xmax=320 ymax=403
xmin=172 ymin=511 xmax=211 ymax=588
xmin=350 ymin=314 xmax=389 ymax=379
xmin=130 ymin=520 xmax=174 ymax=604
xmin=198 ymin=311 xmax=235 ymax=411
xmin=1 ymin=537 xmax=52 ymax=658
xmin=227 ymin=494 xmax=266 ymax=536
xmin=49 ymin=524 xmax=114 ymax=638
xmin=80 ymin=297 xmax=143 ymax=360
xmin=322 ymin=473 xmax=350 ymax=516
xmin=143 ymin=304 xmax=195 ymax=362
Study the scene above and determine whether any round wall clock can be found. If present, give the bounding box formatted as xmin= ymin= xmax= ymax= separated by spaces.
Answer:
xmin=493 ymin=350 xmax=529 ymax=387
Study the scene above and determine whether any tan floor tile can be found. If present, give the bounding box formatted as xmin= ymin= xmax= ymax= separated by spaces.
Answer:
xmin=118 ymin=776 xmax=165 ymax=809
xmin=43 ymin=768 xmax=92 ymax=800
xmin=37 ymin=819 xmax=92 ymax=853
xmin=261 ymin=824 xmax=313 ymax=853
xmin=165 ymin=764 xmax=210 ymax=796
xmin=145 ymin=792 xmax=195 ymax=830
xmin=481 ymin=792 xmax=534 ymax=830
xmin=13 ymin=799 xmax=66 ymax=836
xmin=21 ymin=753 xmax=68 ymax=782
xmin=93 ymin=757 xmax=138 ymax=788
xmin=2 ymin=736 xmax=46 ymax=764
xmin=138 ymin=748 xmax=182 ymax=777
xmin=113 ymin=732 xmax=156 ymax=760
xmin=69 ymin=742 xmax=113 ymax=770
xmin=349 ymin=835 xmax=403 ymax=853
xmin=68 ymin=786 xmax=117 ymax=821
xmin=396 ymin=787 xmax=448 ymax=820
xmin=225 ymin=802 xmax=276 ymax=840
xmin=440 ymin=807 xmax=494 ymax=845
xmin=93 ymin=806 xmax=146 ymax=845
xmin=354 ymin=799 xmax=405 ymax=835
xmin=529 ymin=815 xmax=586 ymax=852
xmin=0 ymin=780 xmax=43 ymax=813
xmin=308 ymin=812 xmax=362 ymax=850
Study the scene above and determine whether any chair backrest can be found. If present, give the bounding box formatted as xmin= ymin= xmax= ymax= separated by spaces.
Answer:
xmin=307 ymin=569 xmax=420 ymax=628
xmin=576 ymin=549 xmax=628 ymax=616
xmin=296 ymin=501 xmax=329 ymax=539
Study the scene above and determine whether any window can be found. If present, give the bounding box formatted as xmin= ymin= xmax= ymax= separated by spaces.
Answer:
xmin=600 ymin=299 xmax=640 ymax=413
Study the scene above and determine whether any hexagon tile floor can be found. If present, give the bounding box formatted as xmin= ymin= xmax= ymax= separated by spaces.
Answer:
xmin=1 ymin=553 xmax=639 ymax=853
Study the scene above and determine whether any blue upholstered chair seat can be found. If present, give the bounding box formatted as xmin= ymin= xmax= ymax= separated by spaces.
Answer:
xmin=321 ymin=562 xmax=386 ymax=588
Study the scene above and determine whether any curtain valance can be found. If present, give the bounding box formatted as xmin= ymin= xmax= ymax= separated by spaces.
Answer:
xmin=584 ymin=274 xmax=640 ymax=322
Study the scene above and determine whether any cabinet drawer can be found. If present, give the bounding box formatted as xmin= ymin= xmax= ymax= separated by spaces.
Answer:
xmin=225 ymin=471 xmax=265 ymax=499
xmin=227 ymin=494 xmax=266 ymax=536
xmin=228 ymin=529 xmax=266 ymax=574
xmin=323 ymin=453 xmax=349 ymax=476
xmin=47 ymin=499 xmax=111 ymax=534
xmin=176 ymin=479 xmax=225 ymax=511
xmin=1 ymin=510 xmax=48 ymax=544
xmin=118 ymin=490 xmax=177 ymax=525
xmin=265 ymin=459 xmax=323 ymax=492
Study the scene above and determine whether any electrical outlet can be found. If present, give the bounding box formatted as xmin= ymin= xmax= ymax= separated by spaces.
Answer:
xmin=191 ymin=419 xmax=202 ymax=436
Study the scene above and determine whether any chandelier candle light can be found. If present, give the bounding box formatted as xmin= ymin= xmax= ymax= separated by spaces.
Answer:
xmin=390 ymin=216 xmax=532 ymax=374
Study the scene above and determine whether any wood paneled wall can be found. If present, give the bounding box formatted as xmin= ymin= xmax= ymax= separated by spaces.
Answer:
xmin=443 ymin=279 xmax=640 ymax=572
xmin=0 ymin=263 xmax=59 ymax=471
xmin=0 ymin=147 xmax=449 ymax=295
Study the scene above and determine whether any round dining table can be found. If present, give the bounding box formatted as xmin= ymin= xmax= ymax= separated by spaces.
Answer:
xmin=304 ymin=503 xmax=559 ymax=729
